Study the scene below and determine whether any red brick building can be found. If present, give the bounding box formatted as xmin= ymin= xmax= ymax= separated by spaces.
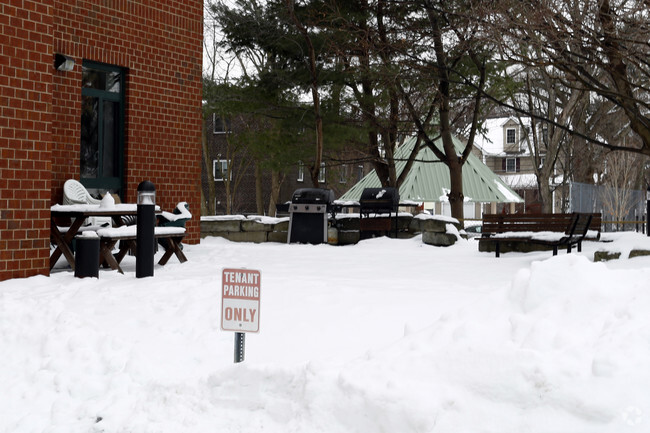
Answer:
xmin=0 ymin=1 xmax=203 ymax=280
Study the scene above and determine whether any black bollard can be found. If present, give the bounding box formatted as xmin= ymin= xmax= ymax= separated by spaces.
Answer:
xmin=75 ymin=233 xmax=100 ymax=278
xmin=136 ymin=180 xmax=156 ymax=278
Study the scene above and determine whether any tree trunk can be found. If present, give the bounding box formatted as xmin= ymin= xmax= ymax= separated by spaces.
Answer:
xmin=448 ymin=166 xmax=465 ymax=218
xmin=443 ymin=131 xmax=465 ymax=219
xmin=267 ymin=170 xmax=284 ymax=217
xmin=224 ymin=165 xmax=232 ymax=215
xmin=430 ymin=7 xmax=463 ymax=221
xmin=538 ymin=176 xmax=554 ymax=213
xmin=255 ymin=162 xmax=264 ymax=215
xmin=200 ymin=187 xmax=207 ymax=216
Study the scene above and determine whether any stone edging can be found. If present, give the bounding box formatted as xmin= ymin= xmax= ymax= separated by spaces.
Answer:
xmin=200 ymin=214 xmax=463 ymax=246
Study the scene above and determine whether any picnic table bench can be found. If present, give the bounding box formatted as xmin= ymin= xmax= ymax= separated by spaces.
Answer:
xmin=478 ymin=213 xmax=602 ymax=257
xmin=97 ymin=226 xmax=187 ymax=274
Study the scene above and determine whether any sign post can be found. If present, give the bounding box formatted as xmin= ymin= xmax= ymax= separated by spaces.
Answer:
xmin=646 ymin=186 xmax=650 ymax=237
xmin=221 ymin=268 xmax=261 ymax=363
xmin=234 ymin=332 xmax=245 ymax=363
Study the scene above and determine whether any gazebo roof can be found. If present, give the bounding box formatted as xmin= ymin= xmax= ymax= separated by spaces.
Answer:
xmin=339 ymin=135 xmax=524 ymax=203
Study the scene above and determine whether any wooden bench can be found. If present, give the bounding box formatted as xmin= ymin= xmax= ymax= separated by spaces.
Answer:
xmin=478 ymin=213 xmax=602 ymax=257
xmin=96 ymin=226 xmax=187 ymax=274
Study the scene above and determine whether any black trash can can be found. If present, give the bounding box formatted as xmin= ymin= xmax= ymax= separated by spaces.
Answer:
xmin=75 ymin=233 xmax=100 ymax=278
xmin=288 ymin=188 xmax=334 ymax=244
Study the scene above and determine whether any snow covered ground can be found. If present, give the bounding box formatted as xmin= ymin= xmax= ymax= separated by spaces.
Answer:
xmin=2 ymin=232 xmax=650 ymax=432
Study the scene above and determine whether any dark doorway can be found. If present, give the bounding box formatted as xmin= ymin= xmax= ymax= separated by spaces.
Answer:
xmin=80 ymin=61 xmax=125 ymax=198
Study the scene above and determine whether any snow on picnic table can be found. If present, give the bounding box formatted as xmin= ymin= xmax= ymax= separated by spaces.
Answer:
xmin=1 ymin=232 xmax=650 ymax=432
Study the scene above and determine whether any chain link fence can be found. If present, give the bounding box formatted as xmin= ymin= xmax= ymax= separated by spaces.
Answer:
xmin=570 ymin=182 xmax=647 ymax=232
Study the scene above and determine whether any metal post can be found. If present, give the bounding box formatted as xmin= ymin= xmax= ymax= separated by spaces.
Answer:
xmin=136 ymin=180 xmax=156 ymax=278
xmin=234 ymin=332 xmax=245 ymax=363
xmin=646 ymin=186 xmax=650 ymax=237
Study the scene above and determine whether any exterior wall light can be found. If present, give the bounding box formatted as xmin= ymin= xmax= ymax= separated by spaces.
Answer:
xmin=54 ymin=53 xmax=75 ymax=71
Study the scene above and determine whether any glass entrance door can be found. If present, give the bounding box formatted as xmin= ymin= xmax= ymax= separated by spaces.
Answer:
xmin=80 ymin=61 xmax=125 ymax=198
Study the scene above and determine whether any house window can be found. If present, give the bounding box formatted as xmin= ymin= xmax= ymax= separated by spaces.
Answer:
xmin=540 ymin=126 xmax=548 ymax=145
xmin=297 ymin=162 xmax=304 ymax=182
xmin=357 ymin=165 xmax=364 ymax=181
xmin=505 ymin=157 xmax=518 ymax=173
xmin=506 ymin=128 xmax=516 ymax=145
xmin=213 ymin=113 xmax=231 ymax=134
xmin=318 ymin=162 xmax=326 ymax=183
xmin=213 ymin=159 xmax=230 ymax=181
xmin=340 ymin=164 xmax=347 ymax=183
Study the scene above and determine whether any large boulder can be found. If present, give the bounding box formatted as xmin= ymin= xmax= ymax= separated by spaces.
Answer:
xmin=422 ymin=231 xmax=457 ymax=247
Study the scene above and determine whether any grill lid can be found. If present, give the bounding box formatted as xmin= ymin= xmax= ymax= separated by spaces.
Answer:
xmin=291 ymin=188 xmax=335 ymax=205
xmin=359 ymin=187 xmax=399 ymax=206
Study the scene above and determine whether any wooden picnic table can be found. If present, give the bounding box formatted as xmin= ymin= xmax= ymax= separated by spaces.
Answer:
xmin=49 ymin=204 xmax=155 ymax=270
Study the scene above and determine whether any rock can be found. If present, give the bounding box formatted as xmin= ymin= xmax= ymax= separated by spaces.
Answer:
xmin=241 ymin=219 xmax=274 ymax=232
xmin=267 ymin=231 xmax=288 ymax=243
xmin=338 ymin=230 xmax=360 ymax=245
xmin=201 ymin=219 xmax=242 ymax=234
xmin=273 ymin=220 xmax=290 ymax=232
xmin=629 ymin=249 xmax=650 ymax=259
xmin=335 ymin=216 xmax=360 ymax=231
xmin=209 ymin=231 xmax=268 ymax=243
xmin=594 ymin=251 xmax=621 ymax=262
xmin=422 ymin=231 xmax=457 ymax=247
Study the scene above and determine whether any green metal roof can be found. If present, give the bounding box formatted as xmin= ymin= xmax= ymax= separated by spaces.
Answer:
xmin=340 ymin=135 xmax=524 ymax=203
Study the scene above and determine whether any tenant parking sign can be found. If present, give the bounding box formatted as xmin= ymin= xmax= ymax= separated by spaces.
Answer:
xmin=221 ymin=268 xmax=261 ymax=333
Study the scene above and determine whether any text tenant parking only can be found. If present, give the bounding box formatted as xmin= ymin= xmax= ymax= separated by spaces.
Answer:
xmin=221 ymin=268 xmax=260 ymax=362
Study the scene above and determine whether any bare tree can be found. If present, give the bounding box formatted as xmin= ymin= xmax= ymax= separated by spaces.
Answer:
xmin=598 ymin=142 xmax=645 ymax=229
xmin=486 ymin=0 xmax=650 ymax=156
xmin=511 ymin=65 xmax=586 ymax=212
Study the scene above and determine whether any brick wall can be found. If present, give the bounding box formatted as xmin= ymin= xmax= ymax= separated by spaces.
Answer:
xmin=0 ymin=0 xmax=54 ymax=280
xmin=0 ymin=1 xmax=203 ymax=280
xmin=52 ymin=0 xmax=203 ymax=237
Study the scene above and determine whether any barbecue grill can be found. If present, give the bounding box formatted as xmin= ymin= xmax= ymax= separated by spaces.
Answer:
xmin=287 ymin=188 xmax=335 ymax=244
xmin=359 ymin=187 xmax=400 ymax=237
xmin=359 ymin=187 xmax=399 ymax=213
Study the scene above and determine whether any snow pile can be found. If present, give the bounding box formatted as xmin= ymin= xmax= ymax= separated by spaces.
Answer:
xmin=159 ymin=202 xmax=192 ymax=223
xmin=99 ymin=193 xmax=115 ymax=209
xmin=1 ymin=234 xmax=650 ymax=432
xmin=413 ymin=213 xmax=459 ymax=224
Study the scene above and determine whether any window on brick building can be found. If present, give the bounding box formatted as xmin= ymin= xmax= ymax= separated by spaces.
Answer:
xmin=213 ymin=159 xmax=231 ymax=181
xmin=340 ymin=164 xmax=347 ymax=183
xmin=80 ymin=61 xmax=125 ymax=197
xmin=297 ymin=161 xmax=304 ymax=182
xmin=213 ymin=114 xmax=231 ymax=134
xmin=318 ymin=162 xmax=326 ymax=183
